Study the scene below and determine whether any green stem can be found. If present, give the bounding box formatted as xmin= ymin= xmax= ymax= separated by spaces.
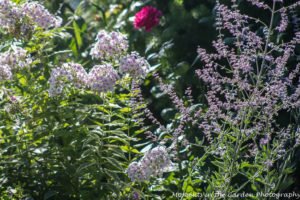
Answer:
xmin=257 ymin=0 xmax=276 ymax=87
xmin=89 ymin=2 xmax=107 ymax=26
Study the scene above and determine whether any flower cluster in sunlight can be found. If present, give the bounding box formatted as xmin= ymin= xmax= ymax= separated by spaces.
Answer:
xmin=0 ymin=46 xmax=32 ymax=81
xmin=21 ymin=2 xmax=62 ymax=29
xmin=90 ymin=30 xmax=128 ymax=61
xmin=119 ymin=52 xmax=150 ymax=78
xmin=88 ymin=64 xmax=120 ymax=93
xmin=0 ymin=0 xmax=61 ymax=39
xmin=126 ymin=146 xmax=171 ymax=181
xmin=48 ymin=63 xmax=88 ymax=97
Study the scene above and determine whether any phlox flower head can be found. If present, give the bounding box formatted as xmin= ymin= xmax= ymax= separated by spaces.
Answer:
xmin=140 ymin=146 xmax=171 ymax=176
xmin=0 ymin=46 xmax=32 ymax=82
xmin=119 ymin=52 xmax=150 ymax=78
xmin=126 ymin=146 xmax=171 ymax=182
xmin=21 ymin=2 xmax=62 ymax=29
xmin=133 ymin=6 xmax=162 ymax=32
xmin=90 ymin=30 xmax=128 ymax=61
xmin=0 ymin=0 xmax=61 ymax=39
xmin=48 ymin=63 xmax=88 ymax=97
xmin=125 ymin=162 xmax=151 ymax=182
xmin=0 ymin=46 xmax=32 ymax=70
xmin=0 ymin=0 xmax=23 ymax=28
xmin=88 ymin=63 xmax=120 ymax=93
xmin=0 ymin=64 xmax=12 ymax=82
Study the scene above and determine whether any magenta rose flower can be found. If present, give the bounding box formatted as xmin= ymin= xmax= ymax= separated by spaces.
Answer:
xmin=133 ymin=6 xmax=162 ymax=32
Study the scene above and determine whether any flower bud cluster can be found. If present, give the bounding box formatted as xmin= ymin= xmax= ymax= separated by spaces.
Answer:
xmin=0 ymin=46 xmax=32 ymax=81
xmin=126 ymin=146 xmax=171 ymax=182
xmin=90 ymin=30 xmax=129 ymax=61
xmin=88 ymin=64 xmax=120 ymax=93
xmin=119 ymin=52 xmax=150 ymax=78
xmin=48 ymin=63 xmax=88 ymax=97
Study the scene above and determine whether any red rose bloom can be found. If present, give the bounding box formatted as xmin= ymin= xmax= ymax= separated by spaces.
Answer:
xmin=133 ymin=6 xmax=162 ymax=32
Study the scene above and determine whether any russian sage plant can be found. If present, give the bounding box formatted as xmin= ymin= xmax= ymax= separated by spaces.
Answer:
xmin=192 ymin=0 xmax=300 ymax=197
xmin=128 ymin=0 xmax=300 ymax=199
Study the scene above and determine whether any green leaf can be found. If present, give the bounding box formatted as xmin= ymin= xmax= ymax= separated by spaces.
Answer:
xmin=105 ymin=136 xmax=129 ymax=145
xmin=44 ymin=191 xmax=56 ymax=200
xmin=120 ymin=107 xmax=132 ymax=113
xmin=278 ymin=176 xmax=294 ymax=191
xmin=282 ymin=168 xmax=295 ymax=174
xmin=69 ymin=38 xmax=78 ymax=57
xmin=241 ymin=162 xmax=261 ymax=169
xmin=73 ymin=20 xmax=83 ymax=49
xmin=106 ymin=157 xmax=123 ymax=170
xmin=251 ymin=184 xmax=257 ymax=191
xmin=211 ymin=160 xmax=225 ymax=169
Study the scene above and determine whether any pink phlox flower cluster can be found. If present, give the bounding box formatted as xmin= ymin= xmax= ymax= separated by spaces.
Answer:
xmin=90 ymin=30 xmax=128 ymax=61
xmin=21 ymin=2 xmax=62 ymax=29
xmin=126 ymin=146 xmax=171 ymax=181
xmin=88 ymin=63 xmax=119 ymax=93
xmin=46 ymin=30 xmax=148 ymax=96
xmin=48 ymin=63 xmax=88 ymax=97
xmin=0 ymin=46 xmax=32 ymax=81
xmin=119 ymin=52 xmax=150 ymax=78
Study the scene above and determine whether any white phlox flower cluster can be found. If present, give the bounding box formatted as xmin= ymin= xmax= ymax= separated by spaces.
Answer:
xmin=126 ymin=146 xmax=171 ymax=182
xmin=124 ymin=162 xmax=150 ymax=182
xmin=0 ymin=0 xmax=23 ymax=28
xmin=0 ymin=0 xmax=61 ymax=37
xmin=119 ymin=51 xmax=150 ymax=78
xmin=0 ymin=64 xmax=11 ymax=82
xmin=88 ymin=63 xmax=120 ymax=93
xmin=48 ymin=30 xmax=150 ymax=96
xmin=48 ymin=63 xmax=88 ymax=97
xmin=90 ymin=30 xmax=129 ymax=61
xmin=0 ymin=46 xmax=32 ymax=81
xmin=48 ymin=63 xmax=120 ymax=97
xmin=21 ymin=2 xmax=62 ymax=29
